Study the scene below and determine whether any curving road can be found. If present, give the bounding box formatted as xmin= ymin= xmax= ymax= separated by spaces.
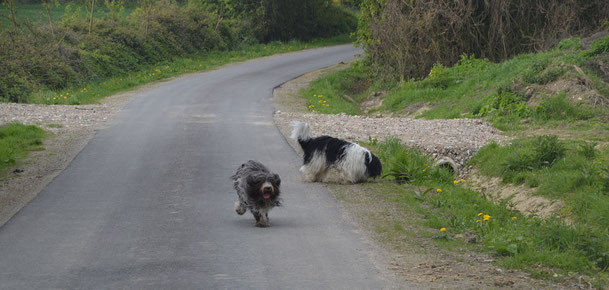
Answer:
xmin=0 ymin=45 xmax=398 ymax=289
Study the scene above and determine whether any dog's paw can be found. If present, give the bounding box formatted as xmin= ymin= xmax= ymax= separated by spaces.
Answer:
xmin=234 ymin=202 xmax=246 ymax=215
xmin=255 ymin=220 xmax=270 ymax=227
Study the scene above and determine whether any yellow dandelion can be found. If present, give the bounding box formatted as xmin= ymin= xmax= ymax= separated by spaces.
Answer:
xmin=483 ymin=215 xmax=491 ymax=221
xmin=319 ymin=100 xmax=322 ymax=103
xmin=477 ymin=212 xmax=483 ymax=216
xmin=313 ymin=94 xmax=317 ymax=97
xmin=512 ymin=217 xmax=517 ymax=220
xmin=421 ymin=169 xmax=426 ymax=172
xmin=63 ymin=96 xmax=67 ymax=99
xmin=460 ymin=179 xmax=466 ymax=183
xmin=52 ymin=97 xmax=56 ymax=100
xmin=436 ymin=188 xmax=442 ymax=192
xmin=476 ymin=220 xmax=481 ymax=223
xmin=453 ymin=180 xmax=459 ymax=184
xmin=440 ymin=227 xmax=446 ymax=232
xmin=66 ymin=93 xmax=69 ymax=95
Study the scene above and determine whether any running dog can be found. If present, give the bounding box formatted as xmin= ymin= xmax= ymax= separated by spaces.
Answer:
xmin=231 ymin=160 xmax=281 ymax=227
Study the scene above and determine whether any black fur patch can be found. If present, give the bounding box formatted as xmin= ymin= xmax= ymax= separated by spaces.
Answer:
xmin=365 ymin=153 xmax=382 ymax=178
xmin=299 ymin=135 xmax=350 ymax=165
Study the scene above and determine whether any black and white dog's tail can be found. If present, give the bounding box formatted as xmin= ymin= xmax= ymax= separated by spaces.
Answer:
xmin=290 ymin=121 xmax=312 ymax=149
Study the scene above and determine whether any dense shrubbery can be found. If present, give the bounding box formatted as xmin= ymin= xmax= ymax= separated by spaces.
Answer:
xmin=0 ymin=2 xmax=234 ymax=102
xmin=357 ymin=0 xmax=609 ymax=80
xmin=0 ymin=0 xmax=357 ymax=103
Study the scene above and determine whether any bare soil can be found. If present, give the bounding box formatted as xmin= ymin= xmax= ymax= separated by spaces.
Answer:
xmin=272 ymin=64 xmax=578 ymax=289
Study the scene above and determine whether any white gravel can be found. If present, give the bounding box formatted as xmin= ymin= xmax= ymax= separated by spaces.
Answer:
xmin=0 ymin=101 xmax=123 ymax=134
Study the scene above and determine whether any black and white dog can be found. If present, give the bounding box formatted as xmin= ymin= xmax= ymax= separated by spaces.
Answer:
xmin=231 ymin=160 xmax=281 ymax=227
xmin=291 ymin=121 xmax=382 ymax=184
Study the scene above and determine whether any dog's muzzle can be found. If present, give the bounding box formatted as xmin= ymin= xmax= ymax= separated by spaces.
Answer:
xmin=261 ymin=183 xmax=274 ymax=199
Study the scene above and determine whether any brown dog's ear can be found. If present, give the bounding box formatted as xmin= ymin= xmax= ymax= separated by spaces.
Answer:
xmin=273 ymin=174 xmax=281 ymax=186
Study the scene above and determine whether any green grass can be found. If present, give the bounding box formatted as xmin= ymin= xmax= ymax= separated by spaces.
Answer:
xmin=470 ymin=135 xmax=609 ymax=231
xmin=300 ymin=61 xmax=370 ymax=114
xmin=368 ymin=138 xmax=609 ymax=286
xmin=0 ymin=123 xmax=46 ymax=173
xmin=29 ymin=36 xmax=352 ymax=105
xmin=300 ymin=36 xmax=609 ymax=133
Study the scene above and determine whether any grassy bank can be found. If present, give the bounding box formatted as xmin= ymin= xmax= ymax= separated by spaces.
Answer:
xmin=0 ymin=123 xmax=46 ymax=174
xmin=366 ymin=138 xmax=608 ymax=286
xmin=301 ymin=34 xmax=609 ymax=285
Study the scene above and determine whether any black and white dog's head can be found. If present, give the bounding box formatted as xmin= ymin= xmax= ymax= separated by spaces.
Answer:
xmin=290 ymin=121 xmax=382 ymax=184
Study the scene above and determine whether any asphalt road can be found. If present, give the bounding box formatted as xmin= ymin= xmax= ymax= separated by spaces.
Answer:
xmin=0 ymin=45 xmax=396 ymax=289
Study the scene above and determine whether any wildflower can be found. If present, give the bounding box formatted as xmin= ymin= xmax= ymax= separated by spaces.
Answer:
xmin=476 ymin=220 xmax=481 ymax=223
xmin=477 ymin=212 xmax=483 ymax=216
xmin=483 ymin=215 xmax=491 ymax=221
xmin=66 ymin=93 xmax=69 ymax=95
xmin=421 ymin=169 xmax=426 ymax=172
xmin=313 ymin=94 xmax=317 ymax=97
xmin=453 ymin=180 xmax=459 ymax=184
xmin=436 ymin=188 xmax=442 ymax=192
xmin=440 ymin=228 xmax=446 ymax=232
xmin=512 ymin=217 xmax=517 ymax=220
xmin=460 ymin=179 xmax=466 ymax=183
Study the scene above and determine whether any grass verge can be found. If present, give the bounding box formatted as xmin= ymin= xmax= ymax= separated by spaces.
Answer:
xmin=0 ymin=123 xmax=46 ymax=174
xmin=31 ymin=36 xmax=352 ymax=105
xmin=368 ymin=138 xmax=608 ymax=287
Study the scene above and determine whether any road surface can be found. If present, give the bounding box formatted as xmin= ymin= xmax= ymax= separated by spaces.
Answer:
xmin=0 ymin=45 xmax=398 ymax=289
